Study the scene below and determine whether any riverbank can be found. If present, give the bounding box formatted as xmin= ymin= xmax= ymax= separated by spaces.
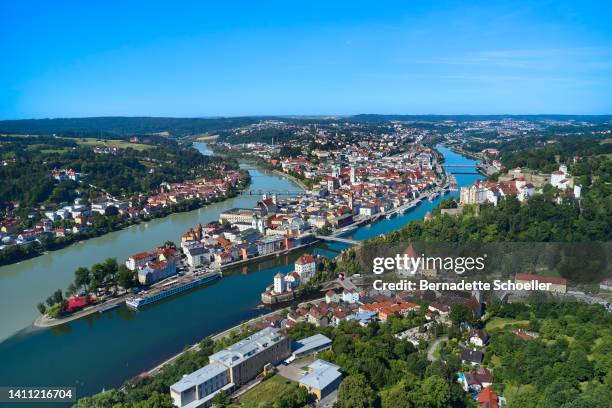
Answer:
xmin=145 ymin=296 xmax=323 ymax=377
xmin=0 ymin=153 xmax=290 ymax=342
xmin=33 ymin=238 xmax=322 ymax=328
xmin=33 ymin=295 xmax=129 ymax=328
xmin=447 ymin=144 xmax=481 ymax=160
xmin=205 ymin=143 xmax=311 ymax=191
xmin=0 ymin=185 xmax=249 ymax=269
xmin=271 ymin=169 xmax=310 ymax=191
xmin=36 ymin=188 xmax=436 ymax=325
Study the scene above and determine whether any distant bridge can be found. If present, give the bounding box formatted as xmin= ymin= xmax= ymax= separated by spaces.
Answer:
xmin=241 ymin=190 xmax=303 ymax=196
xmin=442 ymin=164 xmax=481 ymax=175
xmin=315 ymin=235 xmax=359 ymax=245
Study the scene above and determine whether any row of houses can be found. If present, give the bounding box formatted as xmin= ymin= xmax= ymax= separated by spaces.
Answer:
xmin=147 ymin=171 xmax=241 ymax=208
xmin=125 ymin=245 xmax=180 ymax=285
xmin=1 ymin=170 xmax=243 ymax=254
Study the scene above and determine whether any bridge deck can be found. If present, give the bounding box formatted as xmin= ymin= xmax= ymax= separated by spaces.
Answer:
xmin=315 ymin=235 xmax=359 ymax=245
xmin=441 ymin=164 xmax=478 ymax=167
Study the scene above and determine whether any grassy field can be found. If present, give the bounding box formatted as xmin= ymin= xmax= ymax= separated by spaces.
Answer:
xmin=72 ymin=138 xmax=153 ymax=151
xmin=485 ymin=317 xmax=530 ymax=331
xmin=236 ymin=374 xmax=298 ymax=408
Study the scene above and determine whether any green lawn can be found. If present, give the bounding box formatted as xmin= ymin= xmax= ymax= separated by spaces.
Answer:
xmin=485 ymin=317 xmax=529 ymax=331
xmin=237 ymin=374 xmax=298 ymax=408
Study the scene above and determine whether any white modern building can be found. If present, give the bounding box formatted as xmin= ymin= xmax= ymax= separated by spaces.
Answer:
xmin=219 ymin=208 xmax=259 ymax=224
xmin=170 ymin=362 xmax=232 ymax=408
xmin=170 ymin=327 xmax=291 ymax=407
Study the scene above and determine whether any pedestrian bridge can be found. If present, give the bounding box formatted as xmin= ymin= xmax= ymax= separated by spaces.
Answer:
xmin=315 ymin=235 xmax=359 ymax=245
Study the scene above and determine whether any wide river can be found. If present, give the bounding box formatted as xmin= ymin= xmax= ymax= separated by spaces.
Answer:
xmin=0 ymin=143 xmax=481 ymax=400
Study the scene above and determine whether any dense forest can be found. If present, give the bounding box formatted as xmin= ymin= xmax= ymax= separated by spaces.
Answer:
xmin=500 ymin=136 xmax=611 ymax=173
xmin=0 ymin=117 xmax=267 ymax=137
xmin=381 ymin=189 xmax=610 ymax=243
xmin=484 ymin=297 xmax=612 ymax=408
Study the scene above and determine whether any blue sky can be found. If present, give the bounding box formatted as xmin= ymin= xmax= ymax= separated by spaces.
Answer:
xmin=1 ymin=0 xmax=611 ymax=118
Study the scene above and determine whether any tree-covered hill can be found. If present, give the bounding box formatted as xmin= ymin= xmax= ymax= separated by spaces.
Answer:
xmin=0 ymin=116 xmax=267 ymax=137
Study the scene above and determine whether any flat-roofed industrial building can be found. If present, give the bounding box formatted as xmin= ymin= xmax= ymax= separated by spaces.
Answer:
xmin=170 ymin=327 xmax=291 ymax=407
xmin=291 ymin=333 xmax=332 ymax=359
xmin=299 ymin=359 xmax=343 ymax=400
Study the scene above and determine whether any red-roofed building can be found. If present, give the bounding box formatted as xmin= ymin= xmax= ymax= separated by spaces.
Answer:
xmin=478 ymin=387 xmax=499 ymax=408
xmin=513 ymin=329 xmax=536 ymax=341
xmin=360 ymin=301 xmax=420 ymax=321
xmin=126 ymin=252 xmax=156 ymax=271
xmin=295 ymin=254 xmax=316 ymax=281
xmin=66 ymin=296 xmax=89 ymax=313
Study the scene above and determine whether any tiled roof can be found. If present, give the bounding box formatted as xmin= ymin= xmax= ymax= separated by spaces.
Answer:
xmin=515 ymin=273 xmax=567 ymax=285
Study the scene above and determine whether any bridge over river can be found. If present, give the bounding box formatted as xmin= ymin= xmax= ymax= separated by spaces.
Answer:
xmin=315 ymin=235 xmax=359 ymax=245
xmin=442 ymin=163 xmax=481 ymax=175
xmin=239 ymin=189 xmax=303 ymax=196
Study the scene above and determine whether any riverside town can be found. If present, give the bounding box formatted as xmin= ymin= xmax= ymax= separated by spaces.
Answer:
xmin=2 ymin=2 xmax=612 ymax=408
xmin=2 ymin=114 xmax=610 ymax=408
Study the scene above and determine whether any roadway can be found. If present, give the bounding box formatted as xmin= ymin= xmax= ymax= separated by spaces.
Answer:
xmin=427 ymin=336 xmax=449 ymax=362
